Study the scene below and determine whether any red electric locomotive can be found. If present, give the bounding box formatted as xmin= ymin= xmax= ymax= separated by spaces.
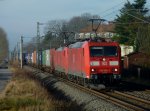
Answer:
xmin=83 ymin=41 xmax=121 ymax=84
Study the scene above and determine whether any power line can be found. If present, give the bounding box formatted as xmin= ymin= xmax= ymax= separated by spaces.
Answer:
xmin=99 ymin=0 xmax=150 ymax=21
xmin=111 ymin=21 xmax=150 ymax=25
xmin=101 ymin=8 xmax=120 ymax=18
xmin=99 ymin=1 xmax=125 ymax=15
xmin=99 ymin=3 xmax=126 ymax=20
xmin=126 ymin=9 xmax=150 ymax=11
xmin=125 ymin=11 xmax=150 ymax=23
xmin=101 ymin=4 xmax=150 ymax=23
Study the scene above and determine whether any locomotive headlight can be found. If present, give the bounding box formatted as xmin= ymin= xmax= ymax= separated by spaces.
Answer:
xmin=90 ymin=61 xmax=99 ymax=66
xmin=112 ymin=68 xmax=118 ymax=72
xmin=103 ymin=58 xmax=106 ymax=61
xmin=114 ymin=68 xmax=118 ymax=72
xmin=91 ymin=68 xmax=95 ymax=72
xmin=91 ymin=68 xmax=97 ymax=73
xmin=86 ymin=75 xmax=90 ymax=78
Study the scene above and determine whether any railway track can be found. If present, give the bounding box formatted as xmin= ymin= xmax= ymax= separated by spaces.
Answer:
xmin=25 ymin=66 xmax=150 ymax=111
xmin=59 ymin=77 xmax=149 ymax=111
xmin=104 ymin=90 xmax=150 ymax=111
xmin=145 ymin=90 xmax=150 ymax=94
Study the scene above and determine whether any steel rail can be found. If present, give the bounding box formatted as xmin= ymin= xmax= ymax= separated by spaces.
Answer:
xmin=60 ymin=78 xmax=145 ymax=111
xmin=114 ymin=91 xmax=150 ymax=105
xmin=145 ymin=90 xmax=150 ymax=93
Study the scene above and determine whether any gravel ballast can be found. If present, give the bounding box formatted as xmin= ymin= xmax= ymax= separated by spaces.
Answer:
xmin=124 ymin=91 xmax=150 ymax=101
xmin=24 ymin=66 xmax=127 ymax=111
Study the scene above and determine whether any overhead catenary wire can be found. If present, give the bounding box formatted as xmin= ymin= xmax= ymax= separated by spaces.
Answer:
xmin=100 ymin=7 xmax=150 ymax=25
xmin=126 ymin=9 xmax=150 ymax=11
xmin=96 ymin=0 xmax=142 ymax=17
xmin=99 ymin=3 xmax=126 ymax=20
xmin=98 ymin=1 xmax=125 ymax=15
xmin=101 ymin=8 xmax=121 ymax=19
xmin=108 ymin=21 xmax=150 ymax=25
xmin=97 ymin=0 xmax=150 ymax=22
xmin=124 ymin=11 xmax=150 ymax=24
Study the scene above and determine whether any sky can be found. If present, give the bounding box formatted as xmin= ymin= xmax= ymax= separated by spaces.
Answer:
xmin=0 ymin=0 xmax=137 ymax=51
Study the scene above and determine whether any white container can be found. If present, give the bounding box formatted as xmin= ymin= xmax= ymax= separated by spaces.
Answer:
xmin=46 ymin=50 xmax=50 ymax=66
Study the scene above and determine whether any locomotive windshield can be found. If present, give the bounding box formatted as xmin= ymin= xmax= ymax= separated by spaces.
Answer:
xmin=90 ymin=46 xmax=117 ymax=57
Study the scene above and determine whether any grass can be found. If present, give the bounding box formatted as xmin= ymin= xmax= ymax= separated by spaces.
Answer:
xmin=0 ymin=63 xmax=82 ymax=111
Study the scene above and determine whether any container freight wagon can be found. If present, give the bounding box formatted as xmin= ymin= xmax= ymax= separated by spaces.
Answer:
xmin=42 ymin=49 xmax=51 ymax=71
xmin=42 ymin=50 xmax=46 ymax=66
xmin=32 ymin=51 xmax=37 ymax=65
xmin=46 ymin=50 xmax=51 ymax=66
xmin=37 ymin=51 xmax=43 ymax=67
xmin=27 ymin=53 xmax=32 ymax=64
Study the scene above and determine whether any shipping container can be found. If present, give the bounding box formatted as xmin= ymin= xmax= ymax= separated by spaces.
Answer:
xmin=27 ymin=53 xmax=32 ymax=64
xmin=33 ymin=51 xmax=37 ymax=64
xmin=46 ymin=49 xmax=50 ymax=66
xmin=42 ymin=50 xmax=46 ymax=66
xmin=37 ymin=51 xmax=42 ymax=66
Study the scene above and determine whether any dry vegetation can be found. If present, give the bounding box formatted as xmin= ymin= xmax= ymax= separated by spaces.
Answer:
xmin=0 ymin=65 xmax=80 ymax=111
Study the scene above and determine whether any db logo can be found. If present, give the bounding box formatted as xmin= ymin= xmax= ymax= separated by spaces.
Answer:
xmin=102 ymin=62 xmax=107 ymax=66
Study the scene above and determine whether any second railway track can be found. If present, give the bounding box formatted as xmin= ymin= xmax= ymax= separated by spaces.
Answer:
xmin=103 ymin=90 xmax=150 ymax=111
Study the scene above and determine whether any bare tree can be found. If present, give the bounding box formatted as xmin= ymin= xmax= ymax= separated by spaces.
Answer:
xmin=38 ymin=13 xmax=100 ymax=49
xmin=44 ymin=20 xmax=66 ymax=34
xmin=66 ymin=13 xmax=100 ymax=32
xmin=43 ymin=20 xmax=67 ymax=48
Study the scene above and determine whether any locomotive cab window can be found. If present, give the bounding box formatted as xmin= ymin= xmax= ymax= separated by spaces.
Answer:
xmin=90 ymin=47 xmax=103 ymax=56
xmin=90 ymin=46 xmax=117 ymax=57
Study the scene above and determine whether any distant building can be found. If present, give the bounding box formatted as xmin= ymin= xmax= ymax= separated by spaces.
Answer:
xmin=120 ymin=45 xmax=134 ymax=57
xmin=77 ymin=22 xmax=116 ymax=39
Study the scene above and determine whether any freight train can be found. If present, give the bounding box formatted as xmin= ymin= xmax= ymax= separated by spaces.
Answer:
xmin=23 ymin=40 xmax=121 ymax=86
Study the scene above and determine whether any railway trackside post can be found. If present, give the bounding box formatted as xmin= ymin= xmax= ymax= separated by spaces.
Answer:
xmin=36 ymin=22 xmax=46 ymax=67
xmin=37 ymin=22 xmax=40 ymax=67
xmin=20 ymin=36 xmax=23 ymax=69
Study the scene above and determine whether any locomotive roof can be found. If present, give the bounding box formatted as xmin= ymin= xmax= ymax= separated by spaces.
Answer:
xmin=68 ymin=41 xmax=119 ymax=48
xmin=88 ymin=41 xmax=119 ymax=46
xmin=69 ymin=42 xmax=85 ymax=48
xmin=56 ymin=47 xmax=65 ymax=51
